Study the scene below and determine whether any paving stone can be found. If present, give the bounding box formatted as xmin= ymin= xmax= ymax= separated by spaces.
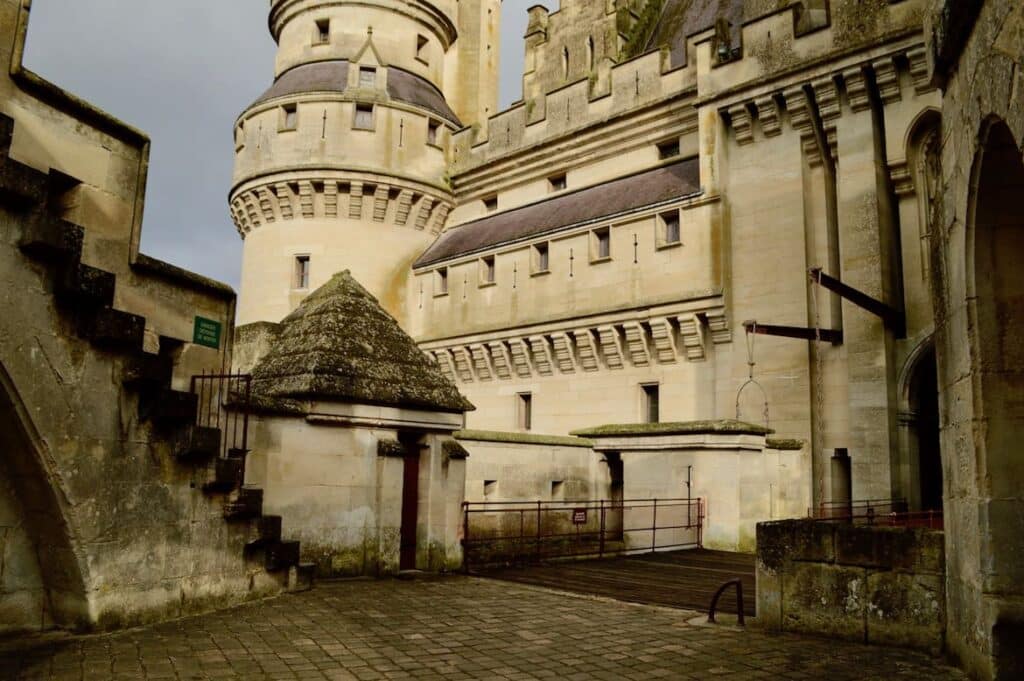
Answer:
xmin=0 ymin=576 xmax=967 ymax=680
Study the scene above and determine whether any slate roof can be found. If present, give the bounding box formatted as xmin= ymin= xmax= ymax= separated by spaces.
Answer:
xmin=250 ymin=60 xmax=461 ymax=126
xmin=250 ymin=271 xmax=473 ymax=413
xmin=645 ymin=0 xmax=745 ymax=68
xmin=414 ymin=157 xmax=701 ymax=268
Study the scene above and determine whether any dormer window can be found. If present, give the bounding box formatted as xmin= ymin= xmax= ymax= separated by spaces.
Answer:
xmin=548 ymin=173 xmax=567 ymax=192
xmin=658 ymin=210 xmax=681 ymax=247
xmin=315 ymin=19 xmax=330 ymax=45
xmin=427 ymin=120 xmax=440 ymax=146
xmin=354 ymin=103 xmax=374 ymax=130
xmin=658 ymin=139 xmax=681 ymax=160
xmin=435 ymin=267 xmax=449 ymax=296
xmin=359 ymin=67 xmax=376 ymax=88
xmin=591 ymin=227 xmax=611 ymax=261
xmin=480 ymin=255 xmax=496 ymax=285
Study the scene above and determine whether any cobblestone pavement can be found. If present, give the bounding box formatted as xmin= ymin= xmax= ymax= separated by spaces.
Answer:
xmin=0 ymin=575 xmax=966 ymax=680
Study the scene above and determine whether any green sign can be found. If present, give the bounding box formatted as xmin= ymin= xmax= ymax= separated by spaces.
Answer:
xmin=193 ymin=316 xmax=222 ymax=349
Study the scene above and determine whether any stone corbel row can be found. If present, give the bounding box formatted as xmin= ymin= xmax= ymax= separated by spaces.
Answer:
xmin=230 ymin=179 xmax=452 ymax=236
xmin=722 ymin=47 xmax=933 ymax=152
xmin=425 ymin=308 xmax=732 ymax=384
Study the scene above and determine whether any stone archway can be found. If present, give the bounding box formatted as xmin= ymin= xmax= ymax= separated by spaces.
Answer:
xmin=965 ymin=117 xmax=1024 ymax=677
xmin=897 ymin=339 xmax=942 ymax=512
xmin=0 ymin=361 xmax=88 ymax=631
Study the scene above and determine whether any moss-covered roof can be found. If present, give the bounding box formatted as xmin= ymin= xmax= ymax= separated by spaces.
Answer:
xmin=454 ymin=430 xmax=594 ymax=448
xmin=571 ymin=420 xmax=773 ymax=438
xmin=250 ymin=271 xmax=473 ymax=413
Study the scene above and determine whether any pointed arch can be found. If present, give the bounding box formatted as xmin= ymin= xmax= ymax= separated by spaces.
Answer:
xmin=0 ymin=359 xmax=89 ymax=630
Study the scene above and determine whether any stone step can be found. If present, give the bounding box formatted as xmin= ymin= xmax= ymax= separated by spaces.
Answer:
xmin=18 ymin=212 xmax=84 ymax=263
xmin=0 ymin=156 xmax=48 ymax=207
xmin=257 ymin=515 xmax=282 ymax=544
xmin=224 ymin=487 xmax=263 ymax=521
xmin=202 ymin=455 xmax=244 ymax=493
xmin=139 ymin=388 xmax=198 ymax=427
xmin=288 ymin=562 xmax=316 ymax=592
xmin=78 ymin=306 xmax=146 ymax=351
xmin=265 ymin=540 xmax=301 ymax=572
xmin=173 ymin=425 xmax=220 ymax=462
xmin=55 ymin=262 xmax=116 ymax=308
xmin=122 ymin=353 xmax=174 ymax=390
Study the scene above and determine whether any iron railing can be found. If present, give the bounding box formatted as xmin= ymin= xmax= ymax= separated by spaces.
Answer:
xmin=809 ymin=498 xmax=943 ymax=529
xmin=190 ymin=371 xmax=252 ymax=458
xmin=462 ymin=497 xmax=704 ymax=571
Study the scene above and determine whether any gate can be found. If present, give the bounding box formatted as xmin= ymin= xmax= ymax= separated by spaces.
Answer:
xmin=462 ymin=497 xmax=703 ymax=570
xmin=190 ymin=371 xmax=252 ymax=458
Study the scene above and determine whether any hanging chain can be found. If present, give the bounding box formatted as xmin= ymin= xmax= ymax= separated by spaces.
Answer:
xmin=736 ymin=322 xmax=770 ymax=429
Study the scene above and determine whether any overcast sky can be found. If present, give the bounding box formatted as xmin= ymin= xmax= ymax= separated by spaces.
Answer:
xmin=22 ymin=0 xmax=557 ymax=289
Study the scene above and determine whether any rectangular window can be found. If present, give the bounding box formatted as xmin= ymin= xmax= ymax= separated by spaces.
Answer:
xmin=281 ymin=104 xmax=298 ymax=131
xmin=642 ymin=384 xmax=660 ymax=424
xmin=427 ymin=120 xmax=440 ymax=146
xmin=416 ymin=35 xmax=430 ymax=63
xmin=518 ymin=392 xmax=533 ymax=431
xmin=359 ymin=67 xmax=376 ymax=88
xmin=234 ymin=122 xmax=245 ymax=150
xmin=480 ymin=255 xmax=495 ymax=285
xmin=315 ymin=19 xmax=330 ymax=44
xmin=592 ymin=227 xmax=611 ymax=261
xmin=533 ymin=242 xmax=550 ymax=274
xmin=435 ymin=267 xmax=448 ymax=296
xmin=658 ymin=138 xmax=681 ymax=159
xmin=354 ymin=103 xmax=374 ymax=130
xmin=484 ymin=480 xmax=498 ymax=498
xmin=551 ymin=480 xmax=565 ymax=501
xmin=659 ymin=210 xmax=681 ymax=246
xmin=483 ymin=194 xmax=498 ymax=213
xmin=294 ymin=255 xmax=311 ymax=290
xmin=548 ymin=173 xmax=567 ymax=192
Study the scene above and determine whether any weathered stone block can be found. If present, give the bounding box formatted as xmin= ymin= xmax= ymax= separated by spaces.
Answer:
xmin=782 ymin=562 xmax=867 ymax=640
xmin=866 ymin=571 xmax=945 ymax=653
xmin=757 ymin=519 xmax=835 ymax=570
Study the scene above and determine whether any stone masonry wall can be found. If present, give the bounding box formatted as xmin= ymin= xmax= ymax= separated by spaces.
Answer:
xmin=757 ymin=519 xmax=946 ymax=654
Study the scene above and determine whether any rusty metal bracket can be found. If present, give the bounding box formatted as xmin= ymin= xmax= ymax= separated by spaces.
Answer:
xmin=809 ymin=267 xmax=905 ymax=333
xmin=743 ymin=321 xmax=843 ymax=345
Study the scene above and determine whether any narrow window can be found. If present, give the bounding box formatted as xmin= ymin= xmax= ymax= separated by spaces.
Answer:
xmin=483 ymin=194 xmax=498 ymax=213
xmin=359 ymin=67 xmax=376 ymax=88
xmin=593 ymin=227 xmax=611 ymax=260
xmin=484 ymin=480 xmax=498 ymax=498
xmin=234 ymin=122 xmax=245 ymax=149
xmin=660 ymin=211 xmax=681 ymax=246
xmin=533 ymin=242 xmax=550 ymax=273
xmin=548 ymin=173 xmax=567 ymax=192
xmin=315 ymin=19 xmax=330 ymax=44
xmin=427 ymin=120 xmax=440 ymax=146
xmin=587 ymin=36 xmax=595 ymax=70
xmin=480 ymin=255 xmax=495 ymax=285
xmin=282 ymin=104 xmax=298 ymax=130
xmin=416 ymin=35 xmax=429 ymax=63
xmin=354 ymin=103 xmax=374 ymax=130
xmin=642 ymin=384 xmax=660 ymax=424
xmin=435 ymin=267 xmax=449 ymax=296
xmin=518 ymin=393 xmax=533 ymax=431
xmin=562 ymin=47 xmax=569 ymax=79
xmin=658 ymin=139 xmax=681 ymax=159
xmin=551 ymin=480 xmax=565 ymax=501
xmin=294 ymin=255 xmax=310 ymax=289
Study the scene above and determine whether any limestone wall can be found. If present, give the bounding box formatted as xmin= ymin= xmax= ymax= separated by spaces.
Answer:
xmin=0 ymin=470 xmax=47 ymax=635
xmin=756 ymin=519 xmax=946 ymax=654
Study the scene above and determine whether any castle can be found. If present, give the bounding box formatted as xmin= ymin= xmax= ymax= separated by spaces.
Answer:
xmin=0 ymin=0 xmax=1021 ymax=678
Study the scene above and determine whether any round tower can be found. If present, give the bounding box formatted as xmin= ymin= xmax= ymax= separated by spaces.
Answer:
xmin=231 ymin=0 xmax=477 ymax=325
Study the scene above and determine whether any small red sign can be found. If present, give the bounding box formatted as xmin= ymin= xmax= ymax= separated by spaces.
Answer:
xmin=572 ymin=508 xmax=587 ymax=525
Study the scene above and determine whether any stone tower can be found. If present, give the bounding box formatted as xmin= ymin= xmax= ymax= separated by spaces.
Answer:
xmin=230 ymin=0 xmax=500 ymax=325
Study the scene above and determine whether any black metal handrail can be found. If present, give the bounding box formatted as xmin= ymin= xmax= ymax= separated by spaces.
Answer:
xmin=190 ymin=371 xmax=252 ymax=458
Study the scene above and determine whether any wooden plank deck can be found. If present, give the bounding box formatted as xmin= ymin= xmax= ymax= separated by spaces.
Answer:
xmin=474 ymin=549 xmax=756 ymax=616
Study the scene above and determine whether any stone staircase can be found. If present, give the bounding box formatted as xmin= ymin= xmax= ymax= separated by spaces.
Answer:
xmin=0 ymin=112 xmax=314 ymax=595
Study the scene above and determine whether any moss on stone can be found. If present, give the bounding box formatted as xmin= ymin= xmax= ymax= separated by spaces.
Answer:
xmin=767 ymin=438 xmax=805 ymax=451
xmin=249 ymin=271 xmax=473 ymax=414
xmin=571 ymin=419 xmax=773 ymax=438
xmin=454 ymin=429 xmax=594 ymax=448
xmin=442 ymin=440 xmax=470 ymax=460
xmin=377 ymin=439 xmax=405 ymax=458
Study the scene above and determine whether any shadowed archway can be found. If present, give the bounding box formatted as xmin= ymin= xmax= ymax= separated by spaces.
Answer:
xmin=0 ymin=360 xmax=89 ymax=631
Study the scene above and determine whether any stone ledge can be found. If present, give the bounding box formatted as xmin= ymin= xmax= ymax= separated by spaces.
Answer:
xmin=766 ymin=438 xmax=805 ymax=451
xmin=571 ymin=420 xmax=773 ymax=438
xmin=454 ymin=429 xmax=594 ymax=448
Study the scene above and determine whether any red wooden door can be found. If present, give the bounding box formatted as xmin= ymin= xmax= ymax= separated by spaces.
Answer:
xmin=400 ymin=453 xmax=419 ymax=570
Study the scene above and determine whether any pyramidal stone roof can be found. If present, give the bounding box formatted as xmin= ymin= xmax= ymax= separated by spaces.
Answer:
xmin=250 ymin=271 xmax=473 ymax=414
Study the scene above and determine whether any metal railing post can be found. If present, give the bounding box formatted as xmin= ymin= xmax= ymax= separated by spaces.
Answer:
xmin=536 ymin=500 xmax=542 ymax=563
xmin=599 ymin=499 xmax=606 ymax=559
xmin=651 ymin=498 xmax=658 ymax=553
xmin=462 ymin=502 xmax=471 ymax=574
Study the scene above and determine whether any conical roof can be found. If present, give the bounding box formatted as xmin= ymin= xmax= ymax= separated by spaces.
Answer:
xmin=250 ymin=271 xmax=473 ymax=413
